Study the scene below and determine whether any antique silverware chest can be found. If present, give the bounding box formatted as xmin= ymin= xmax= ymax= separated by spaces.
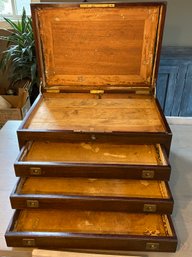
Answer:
xmin=5 ymin=1 xmax=177 ymax=252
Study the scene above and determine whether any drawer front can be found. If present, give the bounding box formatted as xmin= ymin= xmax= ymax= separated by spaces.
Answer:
xmin=10 ymin=178 xmax=173 ymax=214
xmin=15 ymin=141 xmax=171 ymax=180
xmin=5 ymin=210 xmax=177 ymax=252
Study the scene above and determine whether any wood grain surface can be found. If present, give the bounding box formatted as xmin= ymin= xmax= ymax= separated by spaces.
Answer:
xmin=25 ymin=94 xmax=166 ymax=132
xmin=34 ymin=5 xmax=160 ymax=88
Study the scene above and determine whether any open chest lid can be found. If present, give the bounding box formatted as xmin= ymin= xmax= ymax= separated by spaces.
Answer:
xmin=31 ymin=2 xmax=166 ymax=93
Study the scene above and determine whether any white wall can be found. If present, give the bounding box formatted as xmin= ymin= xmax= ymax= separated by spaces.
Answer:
xmin=163 ymin=0 xmax=192 ymax=46
xmin=12 ymin=0 xmax=192 ymax=47
xmin=118 ymin=0 xmax=192 ymax=47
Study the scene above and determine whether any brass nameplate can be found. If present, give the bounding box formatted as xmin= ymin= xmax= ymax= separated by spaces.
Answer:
xmin=143 ymin=204 xmax=157 ymax=213
xmin=23 ymin=239 xmax=35 ymax=246
xmin=146 ymin=242 xmax=159 ymax=250
xmin=142 ymin=170 xmax=154 ymax=179
xmin=80 ymin=4 xmax=115 ymax=8
xmin=30 ymin=167 xmax=41 ymax=176
xmin=27 ymin=200 xmax=39 ymax=208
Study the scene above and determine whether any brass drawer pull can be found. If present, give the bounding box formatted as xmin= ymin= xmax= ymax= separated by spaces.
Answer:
xmin=23 ymin=239 xmax=35 ymax=246
xmin=30 ymin=167 xmax=41 ymax=176
xmin=146 ymin=242 xmax=159 ymax=250
xmin=27 ymin=200 xmax=39 ymax=208
xmin=142 ymin=170 xmax=154 ymax=179
xmin=143 ymin=204 xmax=157 ymax=213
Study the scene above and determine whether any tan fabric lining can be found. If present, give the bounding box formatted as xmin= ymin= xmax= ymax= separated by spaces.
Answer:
xmin=13 ymin=210 xmax=173 ymax=237
xmin=18 ymin=178 xmax=169 ymax=199
xmin=23 ymin=141 xmax=166 ymax=165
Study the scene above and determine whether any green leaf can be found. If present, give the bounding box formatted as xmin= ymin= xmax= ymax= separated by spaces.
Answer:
xmin=0 ymin=8 xmax=39 ymax=96
xmin=3 ymin=17 xmax=20 ymax=32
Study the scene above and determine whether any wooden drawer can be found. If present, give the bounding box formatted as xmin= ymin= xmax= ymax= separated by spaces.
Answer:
xmin=15 ymin=141 xmax=171 ymax=180
xmin=10 ymin=178 xmax=173 ymax=214
xmin=5 ymin=210 xmax=177 ymax=252
xmin=17 ymin=94 xmax=172 ymax=155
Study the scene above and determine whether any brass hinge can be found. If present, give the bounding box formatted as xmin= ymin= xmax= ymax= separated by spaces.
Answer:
xmin=143 ymin=204 xmax=157 ymax=213
xmin=45 ymin=89 xmax=60 ymax=93
xmin=80 ymin=4 xmax=115 ymax=8
xmin=142 ymin=170 xmax=154 ymax=179
xmin=30 ymin=167 xmax=42 ymax=176
xmin=27 ymin=200 xmax=39 ymax=208
xmin=23 ymin=239 xmax=35 ymax=247
xmin=90 ymin=90 xmax=104 ymax=94
xmin=146 ymin=242 xmax=159 ymax=251
xmin=90 ymin=89 xmax=104 ymax=99
xmin=135 ymin=89 xmax=151 ymax=95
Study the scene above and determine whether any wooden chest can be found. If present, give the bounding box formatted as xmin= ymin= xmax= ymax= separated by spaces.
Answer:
xmin=5 ymin=1 xmax=178 ymax=252
xmin=17 ymin=1 xmax=172 ymax=153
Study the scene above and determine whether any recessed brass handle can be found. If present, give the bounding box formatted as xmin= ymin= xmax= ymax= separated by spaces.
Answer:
xmin=143 ymin=204 xmax=157 ymax=213
xmin=146 ymin=242 xmax=159 ymax=250
xmin=27 ymin=200 xmax=39 ymax=208
xmin=91 ymin=134 xmax=96 ymax=140
xmin=142 ymin=170 xmax=154 ymax=179
xmin=23 ymin=239 xmax=35 ymax=246
xmin=30 ymin=167 xmax=41 ymax=175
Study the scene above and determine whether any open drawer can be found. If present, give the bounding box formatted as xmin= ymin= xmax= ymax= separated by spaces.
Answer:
xmin=10 ymin=177 xmax=173 ymax=213
xmin=17 ymin=94 xmax=172 ymax=155
xmin=5 ymin=210 xmax=177 ymax=252
xmin=15 ymin=141 xmax=171 ymax=180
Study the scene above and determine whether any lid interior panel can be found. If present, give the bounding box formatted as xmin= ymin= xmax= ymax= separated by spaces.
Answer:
xmin=33 ymin=4 xmax=163 ymax=88
xmin=13 ymin=210 xmax=173 ymax=237
xmin=21 ymin=141 xmax=167 ymax=166
xmin=17 ymin=178 xmax=170 ymax=199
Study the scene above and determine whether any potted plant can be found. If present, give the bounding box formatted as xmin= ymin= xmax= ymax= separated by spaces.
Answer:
xmin=0 ymin=9 xmax=39 ymax=103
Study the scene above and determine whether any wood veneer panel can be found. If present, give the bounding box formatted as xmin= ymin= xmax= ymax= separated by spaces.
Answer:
xmin=22 ymin=141 xmax=166 ymax=165
xmin=18 ymin=178 xmax=170 ymax=199
xmin=13 ymin=210 xmax=173 ymax=237
xmin=25 ymin=94 xmax=166 ymax=133
xmin=34 ymin=5 xmax=160 ymax=88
